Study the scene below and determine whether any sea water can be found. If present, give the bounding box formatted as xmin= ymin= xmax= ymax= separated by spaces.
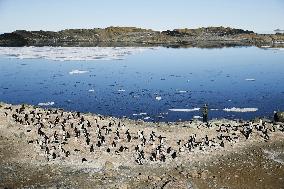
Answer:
xmin=0 ymin=47 xmax=283 ymax=122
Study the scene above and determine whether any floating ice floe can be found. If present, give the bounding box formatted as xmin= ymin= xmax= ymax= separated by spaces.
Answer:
xmin=144 ymin=117 xmax=151 ymax=120
xmin=245 ymin=78 xmax=256 ymax=81
xmin=118 ymin=89 xmax=126 ymax=92
xmin=223 ymin=107 xmax=258 ymax=112
xmin=155 ymin=96 xmax=162 ymax=101
xmin=88 ymin=89 xmax=95 ymax=92
xmin=178 ymin=90 xmax=187 ymax=93
xmin=38 ymin=102 xmax=55 ymax=106
xmin=193 ymin=116 xmax=202 ymax=119
xmin=169 ymin=108 xmax=200 ymax=112
xmin=210 ymin=109 xmax=219 ymax=111
xmin=133 ymin=113 xmax=147 ymax=116
xmin=139 ymin=113 xmax=147 ymax=115
xmin=69 ymin=70 xmax=89 ymax=75
xmin=0 ymin=47 xmax=155 ymax=61
xmin=260 ymin=46 xmax=271 ymax=48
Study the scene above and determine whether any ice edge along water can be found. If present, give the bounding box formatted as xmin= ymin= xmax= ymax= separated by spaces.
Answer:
xmin=0 ymin=47 xmax=156 ymax=61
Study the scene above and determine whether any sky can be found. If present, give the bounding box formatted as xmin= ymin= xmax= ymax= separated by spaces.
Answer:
xmin=0 ymin=0 xmax=283 ymax=34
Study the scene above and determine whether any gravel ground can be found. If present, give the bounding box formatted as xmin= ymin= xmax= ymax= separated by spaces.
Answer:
xmin=0 ymin=103 xmax=284 ymax=189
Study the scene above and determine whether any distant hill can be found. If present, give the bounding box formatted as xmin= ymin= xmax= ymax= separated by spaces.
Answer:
xmin=0 ymin=26 xmax=284 ymax=48
xmin=274 ymin=29 xmax=284 ymax=33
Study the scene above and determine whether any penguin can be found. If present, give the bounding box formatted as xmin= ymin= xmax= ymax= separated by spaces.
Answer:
xmin=112 ymin=141 xmax=116 ymax=148
xmin=149 ymin=133 xmax=154 ymax=142
xmin=90 ymin=144 xmax=94 ymax=152
xmin=171 ymin=152 xmax=177 ymax=159
xmin=119 ymin=146 xmax=124 ymax=152
xmin=160 ymin=154 xmax=166 ymax=162
xmin=116 ymin=129 xmax=120 ymax=139
xmin=150 ymin=152 xmax=157 ymax=161
xmin=135 ymin=145 xmax=139 ymax=152
xmin=142 ymin=136 xmax=146 ymax=146
xmin=65 ymin=151 xmax=70 ymax=157
xmin=158 ymin=135 xmax=166 ymax=145
xmin=52 ymin=152 xmax=56 ymax=159
xmin=220 ymin=141 xmax=225 ymax=147
xmin=97 ymin=141 xmax=101 ymax=147
xmin=86 ymin=137 xmax=90 ymax=145
xmin=167 ymin=147 xmax=171 ymax=154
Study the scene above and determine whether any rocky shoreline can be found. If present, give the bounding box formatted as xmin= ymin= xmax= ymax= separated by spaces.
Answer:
xmin=1 ymin=26 xmax=284 ymax=48
xmin=0 ymin=102 xmax=284 ymax=188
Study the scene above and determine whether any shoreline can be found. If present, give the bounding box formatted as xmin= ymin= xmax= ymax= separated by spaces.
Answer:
xmin=0 ymin=101 xmax=272 ymax=125
xmin=1 ymin=102 xmax=284 ymax=188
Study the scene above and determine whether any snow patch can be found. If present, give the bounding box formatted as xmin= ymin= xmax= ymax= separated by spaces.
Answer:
xmin=263 ymin=150 xmax=284 ymax=164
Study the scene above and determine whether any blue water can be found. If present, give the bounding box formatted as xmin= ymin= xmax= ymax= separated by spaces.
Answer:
xmin=0 ymin=47 xmax=284 ymax=122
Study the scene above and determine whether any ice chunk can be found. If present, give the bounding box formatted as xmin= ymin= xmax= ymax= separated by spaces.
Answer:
xmin=133 ymin=113 xmax=147 ymax=116
xmin=169 ymin=108 xmax=200 ymax=112
xmin=193 ymin=116 xmax=202 ymax=119
xmin=69 ymin=70 xmax=89 ymax=75
xmin=139 ymin=113 xmax=147 ymax=115
xmin=245 ymin=78 xmax=255 ymax=81
xmin=38 ymin=102 xmax=55 ymax=106
xmin=0 ymin=47 xmax=156 ymax=61
xmin=223 ymin=107 xmax=258 ymax=112
xmin=178 ymin=90 xmax=187 ymax=93
xmin=118 ymin=89 xmax=126 ymax=92
xmin=155 ymin=96 xmax=162 ymax=101
xmin=88 ymin=89 xmax=95 ymax=92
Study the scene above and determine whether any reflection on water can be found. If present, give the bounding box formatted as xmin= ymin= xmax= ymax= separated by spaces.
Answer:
xmin=0 ymin=47 xmax=284 ymax=122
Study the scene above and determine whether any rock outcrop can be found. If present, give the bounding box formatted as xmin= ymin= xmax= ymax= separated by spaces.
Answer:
xmin=274 ymin=111 xmax=284 ymax=122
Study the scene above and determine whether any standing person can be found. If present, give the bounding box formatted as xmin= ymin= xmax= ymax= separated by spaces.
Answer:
xmin=202 ymin=104 xmax=208 ymax=123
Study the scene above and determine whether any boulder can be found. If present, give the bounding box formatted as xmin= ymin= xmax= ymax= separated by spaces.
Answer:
xmin=274 ymin=112 xmax=284 ymax=122
xmin=104 ymin=161 xmax=114 ymax=170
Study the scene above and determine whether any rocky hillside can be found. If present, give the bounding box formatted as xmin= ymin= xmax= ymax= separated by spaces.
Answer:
xmin=1 ymin=26 xmax=284 ymax=48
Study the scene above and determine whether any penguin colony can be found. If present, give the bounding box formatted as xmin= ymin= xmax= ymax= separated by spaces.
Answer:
xmin=1 ymin=103 xmax=284 ymax=166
